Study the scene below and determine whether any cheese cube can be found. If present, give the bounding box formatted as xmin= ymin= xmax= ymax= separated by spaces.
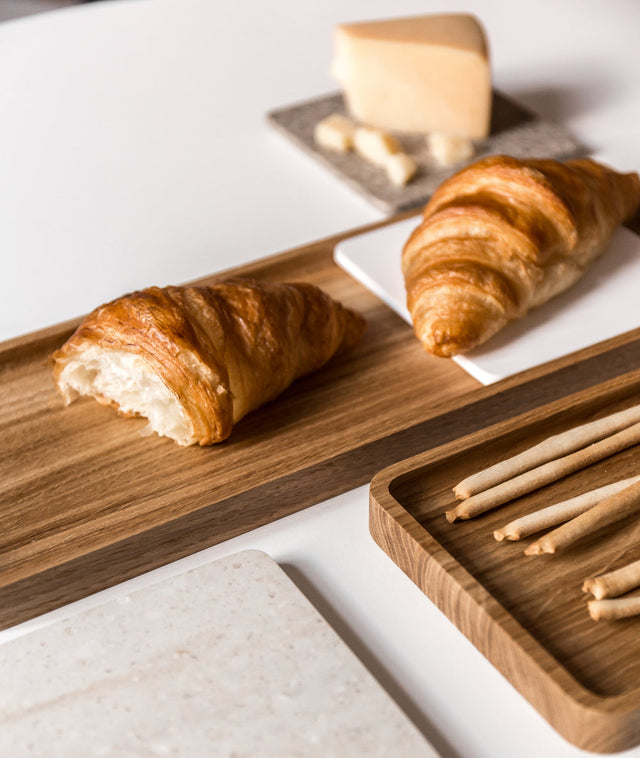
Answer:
xmin=385 ymin=153 xmax=417 ymax=186
xmin=427 ymin=132 xmax=475 ymax=167
xmin=332 ymin=13 xmax=491 ymax=139
xmin=313 ymin=113 xmax=356 ymax=153
xmin=353 ymin=126 xmax=401 ymax=167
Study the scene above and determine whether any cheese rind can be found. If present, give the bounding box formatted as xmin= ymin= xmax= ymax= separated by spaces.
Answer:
xmin=332 ymin=14 xmax=491 ymax=138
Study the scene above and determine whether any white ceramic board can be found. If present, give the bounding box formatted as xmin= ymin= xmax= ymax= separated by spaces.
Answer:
xmin=0 ymin=550 xmax=438 ymax=757
xmin=335 ymin=217 xmax=640 ymax=384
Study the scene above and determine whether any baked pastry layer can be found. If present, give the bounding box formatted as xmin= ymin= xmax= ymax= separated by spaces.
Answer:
xmin=402 ymin=155 xmax=640 ymax=356
xmin=52 ymin=278 xmax=366 ymax=445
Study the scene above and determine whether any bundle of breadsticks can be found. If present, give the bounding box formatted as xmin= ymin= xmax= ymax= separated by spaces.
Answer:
xmin=448 ymin=402 xmax=640 ymax=620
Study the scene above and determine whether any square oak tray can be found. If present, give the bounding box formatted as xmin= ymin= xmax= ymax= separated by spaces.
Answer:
xmin=370 ymin=368 xmax=640 ymax=753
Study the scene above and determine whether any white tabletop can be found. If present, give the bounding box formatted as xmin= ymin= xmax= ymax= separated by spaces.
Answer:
xmin=2 ymin=1 xmax=640 ymax=756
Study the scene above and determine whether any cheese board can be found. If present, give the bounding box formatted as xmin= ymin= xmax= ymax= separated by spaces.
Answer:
xmin=267 ymin=90 xmax=584 ymax=213
xmin=369 ymin=367 xmax=640 ymax=753
xmin=2 ymin=215 xmax=640 ymax=630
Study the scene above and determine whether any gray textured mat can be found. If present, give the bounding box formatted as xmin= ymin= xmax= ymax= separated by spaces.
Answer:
xmin=267 ymin=90 xmax=585 ymax=213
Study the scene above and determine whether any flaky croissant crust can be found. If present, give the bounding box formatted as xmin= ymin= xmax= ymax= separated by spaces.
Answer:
xmin=402 ymin=155 xmax=640 ymax=357
xmin=52 ymin=278 xmax=366 ymax=445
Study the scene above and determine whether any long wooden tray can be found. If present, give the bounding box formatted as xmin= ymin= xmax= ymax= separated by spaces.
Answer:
xmin=369 ymin=368 xmax=640 ymax=753
xmin=3 ymin=214 xmax=640 ymax=630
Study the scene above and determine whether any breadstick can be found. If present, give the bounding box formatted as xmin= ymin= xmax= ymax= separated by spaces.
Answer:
xmin=583 ymin=558 xmax=640 ymax=599
xmin=588 ymin=596 xmax=640 ymax=621
xmin=493 ymin=476 xmax=640 ymax=541
xmin=446 ymin=422 xmax=640 ymax=522
xmin=524 ymin=478 xmax=640 ymax=555
xmin=454 ymin=403 xmax=640 ymax=499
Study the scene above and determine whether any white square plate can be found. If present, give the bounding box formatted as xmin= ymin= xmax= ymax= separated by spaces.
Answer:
xmin=335 ymin=217 xmax=640 ymax=385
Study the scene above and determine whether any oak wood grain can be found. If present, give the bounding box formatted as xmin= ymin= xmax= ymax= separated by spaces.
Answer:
xmin=370 ymin=368 xmax=640 ymax=753
xmin=2 ymin=212 xmax=640 ymax=630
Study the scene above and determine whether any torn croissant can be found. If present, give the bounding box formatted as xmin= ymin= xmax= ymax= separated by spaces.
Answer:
xmin=402 ymin=155 xmax=640 ymax=356
xmin=52 ymin=278 xmax=366 ymax=446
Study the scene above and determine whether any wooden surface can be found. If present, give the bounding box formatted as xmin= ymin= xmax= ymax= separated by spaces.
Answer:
xmin=3 ymin=213 xmax=640 ymax=630
xmin=267 ymin=90 xmax=584 ymax=213
xmin=370 ymin=368 xmax=640 ymax=753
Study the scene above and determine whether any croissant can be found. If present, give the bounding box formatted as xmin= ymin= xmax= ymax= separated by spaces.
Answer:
xmin=402 ymin=155 xmax=640 ymax=357
xmin=52 ymin=278 xmax=366 ymax=446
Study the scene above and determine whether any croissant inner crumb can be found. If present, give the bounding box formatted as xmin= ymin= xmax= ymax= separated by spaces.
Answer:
xmin=56 ymin=345 xmax=194 ymax=444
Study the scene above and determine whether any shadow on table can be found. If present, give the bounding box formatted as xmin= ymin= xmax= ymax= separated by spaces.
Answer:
xmin=506 ymin=72 xmax=624 ymax=128
xmin=281 ymin=561 xmax=464 ymax=758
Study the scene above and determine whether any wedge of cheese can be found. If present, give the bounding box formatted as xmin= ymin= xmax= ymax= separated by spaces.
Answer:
xmin=332 ymin=14 xmax=491 ymax=139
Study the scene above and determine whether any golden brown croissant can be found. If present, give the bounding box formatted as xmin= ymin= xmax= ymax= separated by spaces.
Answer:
xmin=52 ymin=278 xmax=366 ymax=446
xmin=402 ymin=155 xmax=640 ymax=357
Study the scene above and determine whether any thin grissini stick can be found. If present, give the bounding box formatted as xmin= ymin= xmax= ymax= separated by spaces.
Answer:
xmin=454 ymin=403 xmax=640 ymax=499
xmin=493 ymin=476 xmax=640 ymax=541
xmin=446 ymin=421 xmax=640 ymax=522
xmin=588 ymin=596 xmax=640 ymax=621
xmin=524 ymin=478 xmax=640 ymax=555
xmin=583 ymin=558 xmax=640 ymax=599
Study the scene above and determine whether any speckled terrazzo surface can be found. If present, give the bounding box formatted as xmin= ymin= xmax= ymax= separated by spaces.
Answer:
xmin=0 ymin=550 xmax=438 ymax=757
